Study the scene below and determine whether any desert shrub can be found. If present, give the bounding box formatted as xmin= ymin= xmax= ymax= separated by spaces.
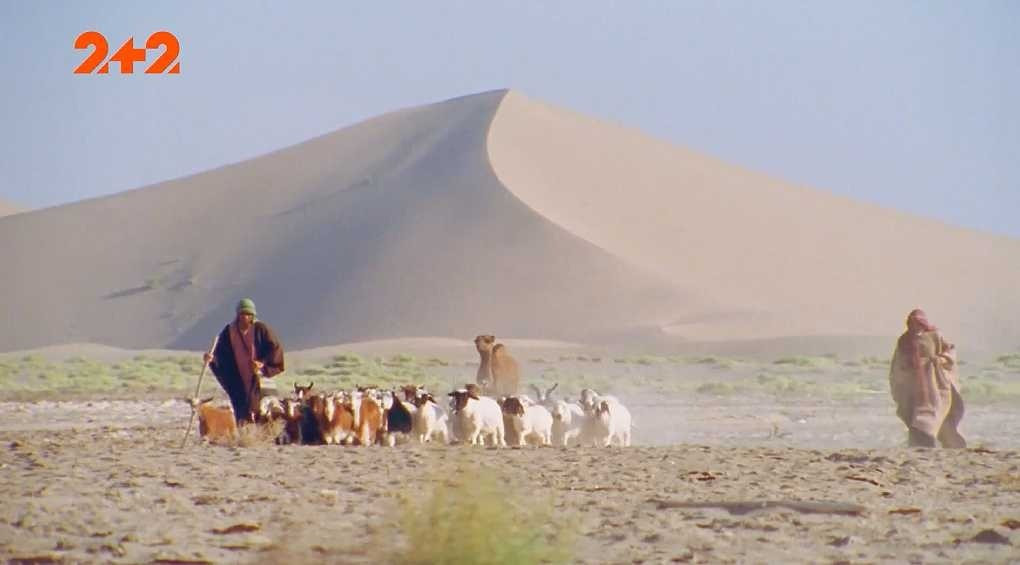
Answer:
xmin=332 ymin=352 xmax=365 ymax=364
xmin=424 ymin=357 xmax=449 ymax=367
xmin=387 ymin=354 xmax=416 ymax=365
xmin=235 ymin=420 xmax=285 ymax=448
xmin=959 ymin=371 xmax=1020 ymax=403
xmin=963 ymin=378 xmax=1003 ymax=398
xmin=757 ymin=374 xmax=809 ymax=395
xmin=996 ymin=353 xmax=1020 ymax=370
xmin=695 ymin=382 xmax=737 ymax=396
xmin=395 ymin=468 xmax=574 ymax=565
xmin=773 ymin=356 xmax=834 ymax=368
xmin=859 ymin=356 xmax=890 ymax=368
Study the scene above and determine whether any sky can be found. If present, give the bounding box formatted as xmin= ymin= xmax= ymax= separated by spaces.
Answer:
xmin=1 ymin=1 xmax=1017 ymax=236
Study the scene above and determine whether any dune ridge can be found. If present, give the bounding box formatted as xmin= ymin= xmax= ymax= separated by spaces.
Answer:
xmin=1 ymin=89 xmax=1017 ymax=354
xmin=488 ymin=91 xmax=1020 ymax=348
xmin=0 ymin=90 xmax=689 ymax=352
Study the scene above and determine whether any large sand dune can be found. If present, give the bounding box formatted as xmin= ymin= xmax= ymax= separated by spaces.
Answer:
xmin=1 ymin=90 xmax=1017 ymax=353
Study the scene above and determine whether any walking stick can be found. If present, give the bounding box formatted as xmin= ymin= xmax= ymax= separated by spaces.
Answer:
xmin=181 ymin=334 xmax=220 ymax=448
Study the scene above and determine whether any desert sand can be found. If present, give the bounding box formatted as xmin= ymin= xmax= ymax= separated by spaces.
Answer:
xmin=3 ymin=89 xmax=1019 ymax=562
xmin=1 ymin=340 xmax=1019 ymax=564
xmin=2 ymin=90 xmax=1018 ymax=354
xmin=1 ymin=398 xmax=1018 ymax=564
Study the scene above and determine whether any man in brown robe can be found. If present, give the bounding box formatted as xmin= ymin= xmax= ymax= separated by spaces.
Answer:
xmin=204 ymin=298 xmax=285 ymax=424
xmin=888 ymin=309 xmax=966 ymax=448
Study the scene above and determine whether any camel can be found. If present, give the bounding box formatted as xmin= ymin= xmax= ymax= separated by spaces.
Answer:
xmin=474 ymin=334 xmax=520 ymax=397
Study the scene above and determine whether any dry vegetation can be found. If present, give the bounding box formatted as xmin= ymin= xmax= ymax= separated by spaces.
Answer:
xmin=2 ymin=349 xmax=1019 ymax=405
xmin=393 ymin=466 xmax=575 ymax=564
xmin=1 ymin=348 xmax=1019 ymax=563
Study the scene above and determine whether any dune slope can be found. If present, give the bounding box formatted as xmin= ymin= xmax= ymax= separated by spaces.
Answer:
xmin=2 ymin=90 xmax=1017 ymax=353
xmin=0 ymin=91 xmax=692 ymax=351
xmin=488 ymin=92 xmax=1020 ymax=348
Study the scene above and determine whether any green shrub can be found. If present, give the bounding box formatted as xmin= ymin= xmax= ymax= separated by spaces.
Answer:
xmin=695 ymin=382 xmax=737 ymax=396
xmin=395 ymin=469 xmax=574 ymax=565
xmin=332 ymin=353 xmax=365 ymax=365
xmin=773 ymin=356 xmax=834 ymax=368
xmin=859 ymin=356 xmax=890 ymax=368
xmin=996 ymin=353 xmax=1020 ymax=370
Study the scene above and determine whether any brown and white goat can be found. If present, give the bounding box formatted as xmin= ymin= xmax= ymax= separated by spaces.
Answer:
xmin=257 ymin=396 xmax=285 ymax=424
xmin=500 ymin=396 xmax=553 ymax=447
xmin=276 ymin=398 xmax=304 ymax=445
xmin=321 ymin=394 xmax=357 ymax=445
xmin=356 ymin=394 xmax=384 ymax=446
xmin=293 ymin=382 xmax=315 ymax=400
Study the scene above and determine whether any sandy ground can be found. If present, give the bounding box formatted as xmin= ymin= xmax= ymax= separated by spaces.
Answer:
xmin=1 ymin=394 xmax=1019 ymax=564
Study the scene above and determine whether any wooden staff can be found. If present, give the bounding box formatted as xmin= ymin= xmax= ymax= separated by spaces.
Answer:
xmin=181 ymin=334 xmax=220 ymax=448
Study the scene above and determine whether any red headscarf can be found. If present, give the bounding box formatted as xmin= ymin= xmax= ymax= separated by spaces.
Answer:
xmin=905 ymin=309 xmax=936 ymax=334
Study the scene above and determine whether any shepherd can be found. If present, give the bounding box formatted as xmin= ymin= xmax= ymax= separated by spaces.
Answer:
xmin=888 ymin=308 xmax=966 ymax=448
xmin=203 ymin=298 xmax=286 ymax=424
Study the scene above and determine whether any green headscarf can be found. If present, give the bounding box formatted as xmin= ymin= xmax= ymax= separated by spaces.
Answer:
xmin=236 ymin=298 xmax=257 ymax=316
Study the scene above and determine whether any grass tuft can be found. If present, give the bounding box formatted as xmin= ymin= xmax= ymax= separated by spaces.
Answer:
xmin=695 ymin=382 xmax=738 ymax=396
xmin=395 ymin=468 xmax=575 ymax=565
xmin=996 ymin=353 xmax=1020 ymax=370
xmin=773 ymin=356 xmax=836 ymax=368
xmin=235 ymin=420 xmax=284 ymax=448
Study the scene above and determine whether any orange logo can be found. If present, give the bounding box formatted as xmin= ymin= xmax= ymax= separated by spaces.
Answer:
xmin=74 ymin=31 xmax=180 ymax=74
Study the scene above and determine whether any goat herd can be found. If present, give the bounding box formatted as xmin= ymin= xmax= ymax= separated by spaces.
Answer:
xmin=186 ymin=382 xmax=634 ymax=448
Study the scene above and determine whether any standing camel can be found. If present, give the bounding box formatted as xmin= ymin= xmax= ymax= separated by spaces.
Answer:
xmin=474 ymin=335 xmax=520 ymax=397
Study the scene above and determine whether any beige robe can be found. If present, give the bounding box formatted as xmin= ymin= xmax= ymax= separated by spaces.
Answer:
xmin=889 ymin=330 xmax=966 ymax=448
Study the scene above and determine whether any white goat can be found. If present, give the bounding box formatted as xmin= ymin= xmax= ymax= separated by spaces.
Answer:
xmin=531 ymin=383 xmax=560 ymax=408
xmin=550 ymin=399 xmax=588 ymax=447
xmin=412 ymin=393 xmax=450 ymax=444
xmin=579 ymin=388 xmax=600 ymax=412
xmin=449 ymin=389 xmax=505 ymax=447
xmin=590 ymin=398 xmax=632 ymax=447
xmin=257 ymin=396 xmax=285 ymax=422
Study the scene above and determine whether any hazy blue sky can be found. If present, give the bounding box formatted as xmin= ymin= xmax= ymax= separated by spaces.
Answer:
xmin=1 ymin=1 xmax=1017 ymax=236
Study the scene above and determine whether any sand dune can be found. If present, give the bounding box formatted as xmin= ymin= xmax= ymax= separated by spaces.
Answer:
xmin=1 ymin=90 xmax=1017 ymax=354
xmin=488 ymin=92 xmax=1020 ymax=349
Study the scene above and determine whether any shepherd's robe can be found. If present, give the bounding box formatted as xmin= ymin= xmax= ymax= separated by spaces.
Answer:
xmin=209 ymin=321 xmax=285 ymax=423
xmin=889 ymin=330 xmax=966 ymax=448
